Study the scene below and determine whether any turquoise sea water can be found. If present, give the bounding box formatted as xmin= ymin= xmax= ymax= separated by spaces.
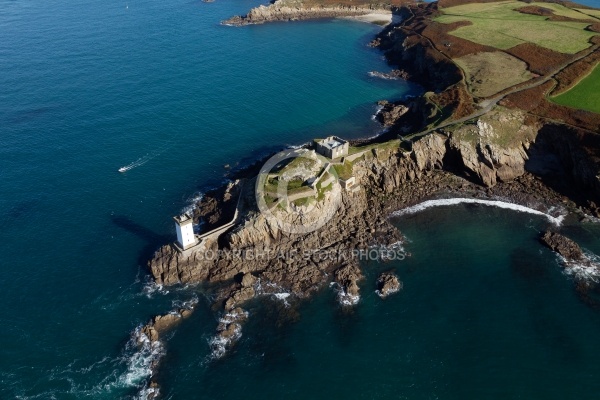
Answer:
xmin=2 ymin=0 xmax=600 ymax=398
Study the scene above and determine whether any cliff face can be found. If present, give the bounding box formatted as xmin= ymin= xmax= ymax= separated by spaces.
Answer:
xmin=222 ymin=0 xmax=391 ymax=26
xmin=445 ymin=110 xmax=539 ymax=187
xmin=531 ymin=124 xmax=600 ymax=197
xmin=371 ymin=6 xmax=463 ymax=92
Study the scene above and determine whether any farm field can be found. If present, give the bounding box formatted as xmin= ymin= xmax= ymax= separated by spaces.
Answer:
xmin=436 ymin=1 xmax=598 ymax=53
xmin=551 ymin=63 xmax=600 ymax=113
xmin=455 ymin=51 xmax=534 ymax=97
xmin=577 ymin=8 xmax=600 ymax=18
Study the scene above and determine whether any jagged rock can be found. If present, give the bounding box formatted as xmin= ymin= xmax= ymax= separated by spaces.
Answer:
xmin=241 ymin=272 xmax=257 ymax=288
xmin=376 ymin=272 xmax=402 ymax=298
xmin=224 ymin=287 xmax=256 ymax=310
xmin=376 ymin=100 xmax=410 ymax=127
xmin=335 ymin=262 xmax=364 ymax=298
xmin=141 ymin=325 xmax=159 ymax=342
xmin=540 ymin=231 xmax=586 ymax=263
xmin=152 ymin=314 xmax=181 ymax=333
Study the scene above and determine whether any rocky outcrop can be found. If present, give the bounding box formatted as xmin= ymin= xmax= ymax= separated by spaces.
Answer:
xmin=141 ymin=307 xmax=195 ymax=343
xmin=376 ymin=271 xmax=402 ymax=298
xmin=211 ymin=307 xmax=248 ymax=359
xmin=446 ymin=110 xmax=539 ymax=187
xmin=376 ymin=100 xmax=409 ymax=127
xmin=540 ymin=231 xmax=586 ymax=263
xmin=540 ymin=230 xmax=600 ymax=309
xmin=222 ymin=0 xmax=390 ymax=26
xmin=369 ymin=69 xmax=411 ymax=80
xmin=224 ymin=287 xmax=256 ymax=310
xmin=334 ymin=262 xmax=364 ymax=305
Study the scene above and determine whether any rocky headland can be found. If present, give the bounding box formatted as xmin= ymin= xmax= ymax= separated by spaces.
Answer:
xmin=139 ymin=0 xmax=600 ymax=393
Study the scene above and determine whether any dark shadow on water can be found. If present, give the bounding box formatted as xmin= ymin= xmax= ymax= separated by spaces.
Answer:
xmin=242 ymin=299 xmax=299 ymax=373
xmin=510 ymin=246 xmax=583 ymax=364
xmin=5 ymin=105 xmax=60 ymax=125
xmin=510 ymin=247 xmax=549 ymax=284
xmin=110 ymin=214 xmax=171 ymax=267
xmin=332 ymin=294 xmax=362 ymax=348
xmin=0 ymin=199 xmax=40 ymax=228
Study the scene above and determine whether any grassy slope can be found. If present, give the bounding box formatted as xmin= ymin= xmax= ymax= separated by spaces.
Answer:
xmin=435 ymin=1 xmax=598 ymax=53
xmin=454 ymin=51 xmax=534 ymax=97
xmin=551 ymin=63 xmax=600 ymax=113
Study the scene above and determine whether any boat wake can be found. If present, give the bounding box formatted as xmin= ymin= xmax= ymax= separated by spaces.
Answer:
xmin=392 ymin=198 xmax=565 ymax=226
xmin=118 ymin=141 xmax=175 ymax=173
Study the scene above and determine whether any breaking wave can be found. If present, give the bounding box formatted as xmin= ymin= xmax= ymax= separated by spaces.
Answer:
xmin=330 ymin=282 xmax=360 ymax=306
xmin=207 ymin=309 xmax=248 ymax=361
xmin=121 ymin=326 xmax=164 ymax=399
xmin=393 ymin=198 xmax=565 ymax=225
xmin=560 ymin=251 xmax=600 ymax=283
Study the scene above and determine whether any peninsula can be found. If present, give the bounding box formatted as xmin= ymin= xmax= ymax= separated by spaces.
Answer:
xmin=141 ymin=0 xmax=600 ymax=396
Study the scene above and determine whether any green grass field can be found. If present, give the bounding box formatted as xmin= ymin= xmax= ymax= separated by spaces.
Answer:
xmin=436 ymin=1 xmax=598 ymax=54
xmin=551 ymin=63 xmax=600 ymax=114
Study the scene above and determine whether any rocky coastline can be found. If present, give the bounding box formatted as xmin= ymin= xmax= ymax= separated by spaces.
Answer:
xmin=221 ymin=0 xmax=395 ymax=26
xmin=138 ymin=1 xmax=600 ymax=395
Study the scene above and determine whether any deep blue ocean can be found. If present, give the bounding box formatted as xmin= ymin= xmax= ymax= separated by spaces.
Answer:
xmin=2 ymin=0 xmax=600 ymax=398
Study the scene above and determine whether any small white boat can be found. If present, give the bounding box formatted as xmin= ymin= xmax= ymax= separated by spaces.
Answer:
xmin=118 ymin=167 xmax=127 ymax=173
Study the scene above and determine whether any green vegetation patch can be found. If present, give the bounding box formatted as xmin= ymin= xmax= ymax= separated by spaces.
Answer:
xmin=348 ymin=139 xmax=401 ymax=156
xmin=333 ymin=161 xmax=354 ymax=180
xmin=436 ymin=1 xmax=598 ymax=54
xmin=551 ymin=63 xmax=600 ymax=114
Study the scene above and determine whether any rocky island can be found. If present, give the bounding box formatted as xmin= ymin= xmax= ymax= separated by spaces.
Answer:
xmin=140 ymin=0 xmax=600 ymax=395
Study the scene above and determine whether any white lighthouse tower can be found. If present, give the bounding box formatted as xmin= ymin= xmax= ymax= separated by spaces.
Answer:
xmin=173 ymin=213 xmax=198 ymax=250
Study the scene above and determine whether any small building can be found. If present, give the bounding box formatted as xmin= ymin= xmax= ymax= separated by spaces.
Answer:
xmin=315 ymin=136 xmax=349 ymax=159
xmin=173 ymin=213 xmax=198 ymax=250
xmin=339 ymin=176 xmax=356 ymax=190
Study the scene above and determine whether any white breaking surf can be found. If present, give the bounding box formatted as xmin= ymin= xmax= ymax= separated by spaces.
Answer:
xmin=392 ymin=198 xmax=565 ymax=226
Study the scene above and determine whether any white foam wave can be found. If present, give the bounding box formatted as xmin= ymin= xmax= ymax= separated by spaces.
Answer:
xmin=393 ymin=198 xmax=565 ymax=225
xmin=560 ymin=252 xmax=600 ymax=283
xmin=368 ymin=71 xmax=399 ymax=80
xmin=171 ymin=295 xmax=199 ymax=310
xmin=338 ymin=291 xmax=360 ymax=306
xmin=285 ymin=142 xmax=307 ymax=150
xmin=181 ymin=192 xmax=204 ymax=214
xmin=142 ymin=280 xmax=168 ymax=298
xmin=371 ymin=104 xmax=384 ymax=121
xmin=331 ymin=282 xmax=360 ymax=306
xmin=120 ymin=327 xmax=164 ymax=388
xmin=272 ymin=292 xmax=291 ymax=307
xmin=207 ymin=310 xmax=248 ymax=361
